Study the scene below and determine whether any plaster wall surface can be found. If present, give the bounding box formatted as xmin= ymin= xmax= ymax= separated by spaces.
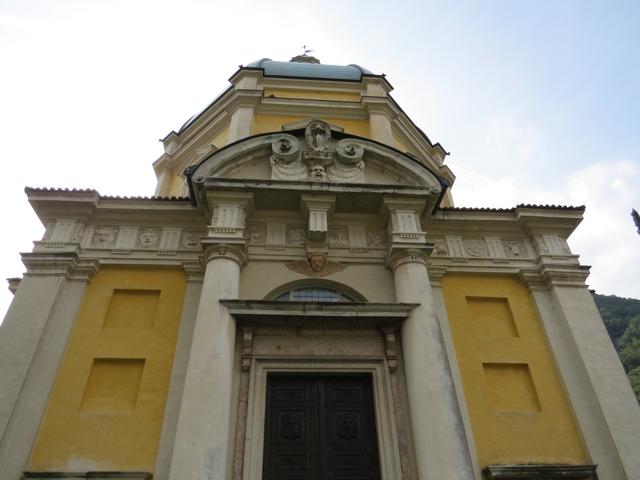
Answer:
xmin=239 ymin=261 xmax=395 ymax=302
xmin=28 ymin=267 xmax=186 ymax=473
xmin=442 ymin=274 xmax=588 ymax=467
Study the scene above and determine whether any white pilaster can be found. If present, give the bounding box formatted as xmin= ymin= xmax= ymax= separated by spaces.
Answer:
xmin=0 ymin=255 xmax=98 ymax=479
xmin=527 ymin=283 xmax=627 ymax=479
xmin=153 ymin=264 xmax=204 ymax=480
xmin=542 ymin=280 xmax=640 ymax=478
xmin=429 ymin=269 xmax=481 ymax=480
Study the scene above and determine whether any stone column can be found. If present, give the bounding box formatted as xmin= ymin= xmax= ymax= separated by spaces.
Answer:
xmin=384 ymin=197 xmax=474 ymax=480
xmin=169 ymin=244 xmax=244 ymax=480
xmin=169 ymin=193 xmax=251 ymax=480
xmin=0 ymin=254 xmax=98 ymax=479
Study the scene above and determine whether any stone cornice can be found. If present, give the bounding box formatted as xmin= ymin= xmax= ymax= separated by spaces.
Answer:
xmin=361 ymin=95 xmax=400 ymax=118
xmin=257 ymin=96 xmax=366 ymax=119
xmin=20 ymin=252 xmax=99 ymax=280
xmin=221 ymin=300 xmax=416 ymax=329
xmin=519 ymin=264 xmax=591 ymax=290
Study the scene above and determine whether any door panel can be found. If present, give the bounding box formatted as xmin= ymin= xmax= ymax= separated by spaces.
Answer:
xmin=263 ymin=375 xmax=381 ymax=480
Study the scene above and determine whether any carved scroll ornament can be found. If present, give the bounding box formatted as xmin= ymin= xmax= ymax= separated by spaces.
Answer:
xmin=270 ymin=120 xmax=366 ymax=183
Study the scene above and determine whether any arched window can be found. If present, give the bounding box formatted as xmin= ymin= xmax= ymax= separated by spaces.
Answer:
xmin=273 ymin=286 xmax=361 ymax=302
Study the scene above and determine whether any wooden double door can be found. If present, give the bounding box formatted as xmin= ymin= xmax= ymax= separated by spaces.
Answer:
xmin=262 ymin=374 xmax=382 ymax=480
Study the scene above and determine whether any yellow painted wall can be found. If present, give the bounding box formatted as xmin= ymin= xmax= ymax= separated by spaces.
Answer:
xmin=252 ymin=114 xmax=370 ymax=138
xmin=29 ymin=267 xmax=186 ymax=473
xmin=442 ymin=274 xmax=587 ymax=466
xmin=263 ymin=88 xmax=360 ymax=102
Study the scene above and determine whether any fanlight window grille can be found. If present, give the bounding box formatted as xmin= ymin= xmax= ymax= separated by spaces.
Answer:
xmin=274 ymin=287 xmax=358 ymax=302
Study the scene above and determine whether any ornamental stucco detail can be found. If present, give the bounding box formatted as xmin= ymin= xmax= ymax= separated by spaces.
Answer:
xmin=270 ymin=120 xmax=366 ymax=183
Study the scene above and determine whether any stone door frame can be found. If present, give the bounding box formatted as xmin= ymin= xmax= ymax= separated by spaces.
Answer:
xmin=243 ymin=357 xmax=403 ymax=480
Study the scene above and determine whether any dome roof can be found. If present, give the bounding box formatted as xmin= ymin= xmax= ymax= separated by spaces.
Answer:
xmin=246 ymin=56 xmax=374 ymax=81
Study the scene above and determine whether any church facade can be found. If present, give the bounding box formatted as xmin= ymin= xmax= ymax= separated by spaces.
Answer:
xmin=1 ymin=55 xmax=639 ymax=480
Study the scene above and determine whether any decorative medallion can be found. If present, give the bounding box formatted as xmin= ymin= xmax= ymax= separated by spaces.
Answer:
xmin=463 ymin=238 xmax=488 ymax=257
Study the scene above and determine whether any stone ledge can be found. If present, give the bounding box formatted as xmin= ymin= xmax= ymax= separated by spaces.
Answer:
xmin=482 ymin=464 xmax=598 ymax=479
xmin=23 ymin=473 xmax=152 ymax=480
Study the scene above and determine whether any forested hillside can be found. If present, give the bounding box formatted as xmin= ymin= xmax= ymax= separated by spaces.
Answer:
xmin=593 ymin=293 xmax=640 ymax=401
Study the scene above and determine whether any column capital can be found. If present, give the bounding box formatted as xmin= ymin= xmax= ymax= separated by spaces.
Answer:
xmin=386 ymin=245 xmax=432 ymax=271
xmin=202 ymin=240 xmax=248 ymax=267
xmin=205 ymin=191 xmax=253 ymax=245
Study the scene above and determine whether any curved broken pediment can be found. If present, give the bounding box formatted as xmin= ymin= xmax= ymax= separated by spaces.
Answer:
xmin=186 ymin=120 xmax=443 ymax=195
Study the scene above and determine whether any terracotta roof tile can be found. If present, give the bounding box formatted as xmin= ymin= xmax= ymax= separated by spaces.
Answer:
xmin=25 ymin=187 xmax=190 ymax=201
xmin=439 ymin=204 xmax=585 ymax=213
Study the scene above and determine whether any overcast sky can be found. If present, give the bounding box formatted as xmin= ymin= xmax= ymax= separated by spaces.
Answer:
xmin=1 ymin=0 xmax=638 ymax=319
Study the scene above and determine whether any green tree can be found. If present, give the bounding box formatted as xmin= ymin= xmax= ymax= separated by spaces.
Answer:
xmin=593 ymin=294 xmax=640 ymax=403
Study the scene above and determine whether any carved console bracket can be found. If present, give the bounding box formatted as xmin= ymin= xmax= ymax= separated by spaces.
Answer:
xmin=380 ymin=327 xmax=399 ymax=373
xmin=240 ymin=327 xmax=255 ymax=372
xmin=300 ymin=194 xmax=335 ymax=243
